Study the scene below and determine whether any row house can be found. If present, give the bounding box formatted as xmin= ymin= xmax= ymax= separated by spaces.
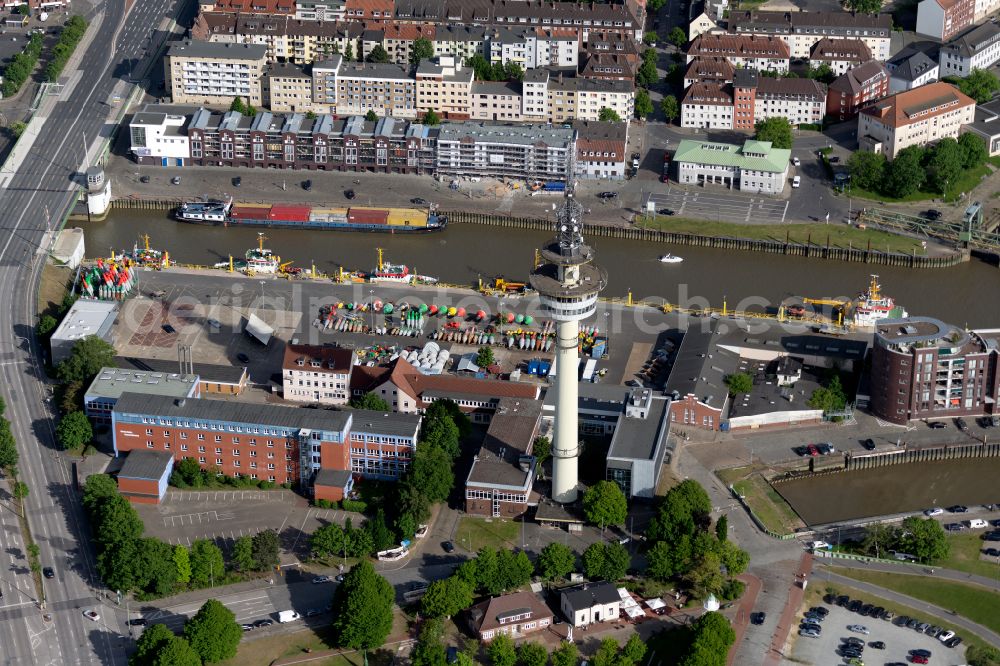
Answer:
xmin=686 ymin=34 xmax=790 ymax=73
xmin=728 ymin=10 xmax=892 ymax=62
xmin=200 ymin=0 xmax=294 ymax=13
xmin=165 ymin=41 xmax=268 ymax=107
xmin=433 ymin=25 xmax=489 ymax=62
xmin=359 ymin=23 xmax=437 ymax=64
xmin=858 ymin=81 xmax=976 ymax=160
xmin=827 ymin=59 xmax=890 ymax=121
xmin=809 ymin=37 xmax=871 ymax=75
xmin=471 ymin=81 xmax=524 ymax=122
xmin=579 ymin=52 xmax=636 ymax=81
xmin=753 ymin=74 xmax=826 ymax=127
xmin=939 ymin=21 xmax=1000 ymax=77
xmin=111 ymin=392 xmax=421 ymax=497
xmin=680 ymin=82 xmax=734 ymax=129
xmin=681 ymin=69 xmax=826 ymax=130
xmin=916 ymin=0 xmax=974 ymax=42
xmin=886 ymin=47 xmax=939 ymax=93
xmin=573 ymin=119 xmax=628 ymax=179
xmin=683 ymin=56 xmax=735 ymax=87
xmin=193 ymin=12 xmax=365 ymax=65
xmin=416 ymin=55 xmax=474 ymax=119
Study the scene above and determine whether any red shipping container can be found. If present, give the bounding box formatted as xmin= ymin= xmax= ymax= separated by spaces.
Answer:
xmin=231 ymin=205 xmax=271 ymax=220
xmin=347 ymin=208 xmax=389 ymax=225
xmin=268 ymin=204 xmax=312 ymax=222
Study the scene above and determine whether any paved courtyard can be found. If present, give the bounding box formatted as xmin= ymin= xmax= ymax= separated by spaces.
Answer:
xmin=646 ymin=186 xmax=790 ymax=224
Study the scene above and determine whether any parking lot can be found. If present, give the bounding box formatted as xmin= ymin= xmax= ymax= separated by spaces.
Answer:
xmin=645 ymin=186 xmax=790 ymax=224
xmin=790 ymin=595 xmax=962 ymax=665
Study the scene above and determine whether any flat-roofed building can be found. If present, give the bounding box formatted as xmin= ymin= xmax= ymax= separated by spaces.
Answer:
xmin=858 ymin=81 xmax=976 ymax=160
xmin=963 ymin=97 xmax=1000 ymax=155
xmin=435 ymin=121 xmax=574 ymax=181
xmin=85 ymin=367 xmax=201 ymax=424
xmin=605 ymin=389 xmax=672 ymax=499
xmin=115 ymin=356 xmax=250 ymax=395
xmin=129 ymin=109 xmax=191 ymax=167
xmin=547 ymin=70 xmax=634 ymax=123
xmin=416 ymin=55 xmax=473 ymax=119
xmin=50 ymin=300 xmax=118 ymax=365
xmin=465 ymin=398 xmax=540 ymax=518
xmin=117 ymin=451 xmax=175 ymax=505
xmin=318 ymin=57 xmax=418 ymax=118
xmin=165 ymin=41 xmax=268 ymax=107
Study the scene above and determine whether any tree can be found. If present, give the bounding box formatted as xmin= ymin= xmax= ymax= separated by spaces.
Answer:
xmin=345 ymin=42 xmax=354 ymax=62
xmin=723 ymin=372 xmax=752 ymax=396
xmin=407 ymin=445 xmax=454 ymax=503
xmin=504 ymin=61 xmax=525 ymax=81
xmin=661 ymin=94 xmax=679 ymax=124
xmin=420 ymin=415 xmax=461 ymax=459
xmin=646 ymin=540 xmax=678 ymax=581
xmin=82 ymin=474 xmax=118 ymax=516
xmin=598 ymin=107 xmax=622 ymax=123
xmin=172 ymin=458 xmax=205 ymax=488
xmin=949 ymin=68 xmax=1000 ymax=103
xmin=366 ymin=44 xmax=390 ymax=63
xmin=582 ymin=542 xmax=629 ymax=581
xmin=56 ymin=411 xmax=92 ymax=451
xmin=188 ymin=539 xmax=225 ymax=588
xmin=533 ymin=436 xmax=550 ymax=469
xmin=174 ymin=545 xmax=191 ymax=584
xmin=898 ymin=516 xmax=949 ymax=562
xmin=331 ymin=561 xmax=395 ymax=649
xmin=622 ymin=635 xmax=647 ymax=666
xmin=966 ymin=645 xmax=1000 ymax=666
xmin=637 ymin=52 xmax=658 ymax=87
xmin=229 ymin=97 xmax=246 ymax=114
xmin=517 ymin=642 xmax=548 ymax=666
xmin=846 ymin=151 xmax=887 ymax=191
xmin=231 ymin=535 xmax=254 ymax=571
xmin=925 ymin=137 xmax=964 ymax=194
xmin=861 ymin=522 xmax=898 ymax=559
xmin=365 ymin=507 xmax=395 ymax=552
xmin=487 ymin=634 xmax=517 ymax=666
xmin=149 ymin=636 xmax=202 ymax=666
xmin=846 ymin=0 xmax=882 ymax=12
xmin=583 ymin=480 xmax=628 ymax=529
xmin=421 ymin=576 xmax=473 ymax=618
xmin=130 ymin=623 xmax=175 ymax=666
xmin=668 ymin=27 xmax=687 ymax=48
xmin=679 ymin=612 xmax=735 ymax=666
xmin=466 ymin=54 xmax=494 ymax=81
xmin=959 ymin=132 xmax=988 ymax=169
xmin=648 ymin=479 xmax=712 ymax=544
xmin=95 ymin=495 xmax=145 ymax=547
xmin=411 ymin=618 xmax=447 ymax=666
xmin=715 ymin=515 xmax=728 ymax=542
xmin=643 ymin=31 xmax=659 ymax=46
xmin=365 ymin=109 xmax=379 ymax=122
xmin=0 ymin=423 xmax=19 ymax=470
xmin=135 ymin=538 xmax=179 ymax=597
xmin=884 ymin=145 xmax=926 ymax=198
xmin=754 ymin=117 xmax=793 ymax=149
xmin=56 ymin=335 xmax=116 ymax=384
xmin=184 ymin=598 xmax=242 ymax=663
xmin=807 ymin=63 xmax=835 ymax=84
xmin=634 ymin=88 xmax=654 ymax=120
xmin=476 ymin=345 xmax=495 ymax=368
xmin=344 ymin=518 xmax=375 ymax=557
xmin=425 ymin=399 xmax=471 ymax=439
xmin=495 ymin=548 xmax=533 ymax=593
xmin=684 ymin=551 xmax=725 ymax=597
xmin=422 ymin=110 xmax=441 ymax=125
xmin=807 ymin=374 xmax=847 ymax=414
xmin=10 ymin=121 xmax=27 ymax=138
xmin=350 ymin=392 xmax=391 ymax=411
xmin=410 ymin=37 xmax=434 ymax=65
xmin=551 ymin=642 xmax=579 ymax=666
xmin=251 ymin=529 xmax=280 ymax=571
xmin=310 ymin=523 xmax=346 ymax=559
xmin=536 ymin=542 xmax=576 ymax=580
xmin=592 ymin=639 xmax=620 ymax=666
xmin=37 ymin=314 xmax=58 ymax=338
xmin=717 ymin=540 xmax=750 ymax=576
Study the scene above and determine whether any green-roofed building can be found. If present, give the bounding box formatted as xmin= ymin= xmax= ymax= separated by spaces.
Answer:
xmin=673 ymin=139 xmax=791 ymax=194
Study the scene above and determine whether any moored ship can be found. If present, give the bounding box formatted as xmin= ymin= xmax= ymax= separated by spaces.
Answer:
xmin=175 ymin=200 xmax=446 ymax=233
xmin=853 ymin=274 xmax=907 ymax=328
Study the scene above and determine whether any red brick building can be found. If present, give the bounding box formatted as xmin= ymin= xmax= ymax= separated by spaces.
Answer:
xmin=826 ymin=60 xmax=890 ymax=122
xmin=664 ymin=319 xmax=736 ymax=430
xmin=117 ymin=450 xmax=174 ymax=505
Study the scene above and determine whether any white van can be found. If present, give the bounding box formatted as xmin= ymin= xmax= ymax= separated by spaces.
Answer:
xmin=278 ymin=610 xmax=301 ymax=623
xmin=966 ymin=519 xmax=989 ymax=529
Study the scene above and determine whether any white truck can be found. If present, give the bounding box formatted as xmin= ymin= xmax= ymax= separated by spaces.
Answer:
xmin=278 ymin=610 xmax=301 ymax=623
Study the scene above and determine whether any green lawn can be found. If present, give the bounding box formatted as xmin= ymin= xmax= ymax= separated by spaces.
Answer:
xmin=937 ymin=533 xmax=1000 ymax=579
xmin=850 ymin=164 xmax=992 ymax=204
xmin=732 ymin=473 xmax=803 ymax=536
xmin=716 ymin=465 xmax=752 ymax=486
xmin=835 ymin=568 xmax=1000 ymax=636
xmin=455 ymin=516 xmax=521 ymax=552
xmin=812 ymin=581 xmax=993 ymax=657
xmin=633 ymin=217 xmax=926 ymax=254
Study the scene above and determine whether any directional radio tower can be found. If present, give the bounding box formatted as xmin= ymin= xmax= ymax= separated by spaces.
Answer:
xmin=530 ymin=193 xmax=607 ymax=503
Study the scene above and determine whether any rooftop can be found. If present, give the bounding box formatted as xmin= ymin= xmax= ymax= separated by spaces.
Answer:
xmin=875 ymin=316 xmax=971 ymax=352
xmin=607 ymin=391 xmax=671 ymax=463
xmin=809 ymin=37 xmax=871 ymax=62
xmin=469 ymin=591 xmax=554 ymax=634
xmin=561 ymin=582 xmax=620 ymax=612
xmin=466 ymin=397 xmax=540 ymax=489
xmin=337 ymin=61 xmax=413 ymax=80
xmin=664 ymin=319 xmax=738 ymax=410
xmin=314 ymin=468 xmax=354 ymax=489
xmin=471 ymin=80 xmax=522 ymax=96
xmin=829 ymin=59 xmax=888 ymax=95
xmin=688 ymin=33 xmax=790 ymax=58
xmin=115 ymin=356 xmax=248 ymax=385
xmin=672 ymin=138 xmax=791 ymax=173
xmin=119 ymin=450 xmax=174 ymax=481
xmin=86 ymin=367 xmax=199 ymax=400
xmin=437 ymin=122 xmax=575 ymax=148
xmin=283 ymin=344 xmax=354 ymax=374
xmin=726 ymin=356 xmax=824 ymax=419
xmin=942 ymin=21 xmax=1000 ymax=58
xmin=167 ymin=40 xmax=268 ymax=61
xmin=887 ymin=47 xmax=937 ymax=82
xmin=51 ymin=300 xmax=118 ymax=343
xmin=728 ymin=9 xmax=891 ymax=33
xmin=861 ymin=81 xmax=974 ymax=128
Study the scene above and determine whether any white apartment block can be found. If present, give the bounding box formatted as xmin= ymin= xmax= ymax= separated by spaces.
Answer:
xmin=939 ymin=22 xmax=1000 ymax=77
xmin=312 ymin=56 xmax=417 ymax=118
xmin=129 ymin=110 xmax=192 ymax=166
xmin=522 ymin=69 xmax=550 ymax=120
xmin=416 ymin=55 xmax=474 ymax=119
xmin=680 ymin=83 xmax=734 ymax=129
xmin=728 ymin=10 xmax=892 ymax=62
xmin=975 ymin=0 xmax=1000 ymax=20
xmin=165 ymin=41 xmax=268 ymax=107
xmin=858 ymin=82 xmax=977 ymax=160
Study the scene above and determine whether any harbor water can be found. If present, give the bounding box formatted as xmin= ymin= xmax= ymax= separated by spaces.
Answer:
xmin=82 ymin=211 xmax=1000 ymax=327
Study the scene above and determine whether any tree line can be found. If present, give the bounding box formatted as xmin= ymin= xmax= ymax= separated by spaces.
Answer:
xmin=83 ymin=475 xmax=280 ymax=598
xmin=130 ymin=599 xmax=243 ymax=666
xmin=1 ymin=33 xmax=42 ymax=98
xmin=45 ymin=16 xmax=87 ymax=82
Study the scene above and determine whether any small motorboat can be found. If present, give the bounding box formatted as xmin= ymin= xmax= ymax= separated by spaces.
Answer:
xmin=659 ymin=254 xmax=683 ymax=264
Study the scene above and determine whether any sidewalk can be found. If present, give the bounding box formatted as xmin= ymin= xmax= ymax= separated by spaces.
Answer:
xmin=819 ymin=555 xmax=1000 ymax=593
xmin=763 ymin=552 xmax=813 ymax=666
xmin=726 ymin=573 xmax=761 ymax=666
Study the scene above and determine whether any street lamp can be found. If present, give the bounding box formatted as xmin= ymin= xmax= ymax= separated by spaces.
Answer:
xmin=369 ymin=289 xmax=375 ymax=333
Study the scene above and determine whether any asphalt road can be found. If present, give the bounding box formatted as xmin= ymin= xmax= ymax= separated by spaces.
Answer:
xmin=0 ymin=0 xmax=187 ymax=663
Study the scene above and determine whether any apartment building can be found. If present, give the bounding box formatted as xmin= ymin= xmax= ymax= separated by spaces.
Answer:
xmin=858 ymin=81 xmax=976 ymax=159
xmin=193 ymin=12 xmax=365 ymax=65
xmin=580 ymin=52 xmax=636 ymax=81
xmin=360 ymin=23 xmax=437 ymax=64
xmin=129 ymin=108 xmax=192 ymax=166
xmin=681 ymin=69 xmax=826 ymax=130
xmin=809 ymin=38 xmax=871 ymax=76
xmin=282 ymin=344 xmax=355 ymax=405
xmin=963 ymin=97 xmax=1000 ymax=154
xmin=916 ymin=0 xmax=974 ymax=41
xmin=321 ymin=58 xmax=418 ymax=118
xmin=870 ymin=317 xmax=1000 ymax=425
xmin=976 ymin=0 xmax=1000 ymax=20
xmin=728 ymin=10 xmax=892 ymax=61
xmin=939 ymin=22 xmax=1000 ymax=77
xmin=470 ymin=81 xmax=523 ymax=122
xmin=683 ymin=56 xmax=735 ymax=87
xmin=574 ymin=119 xmax=628 ymax=179
xmin=686 ymin=34 xmax=790 ymax=73
xmin=416 ymin=55 xmax=474 ymax=119
xmin=435 ymin=122 xmax=574 ymax=181
xmin=295 ymin=0 xmax=347 ymax=21
xmin=673 ymin=138 xmax=791 ymax=194
xmin=344 ymin=0 xmax=393 ymax=21
xmin=433 ymin=25 xmax=488 ymax=62
xmin=165 ymin=41 xmax=268 ymax=107
xmin=754 ymin=74 xmax=826 ymax=126
xmin=264 ymin=62 xmax=314 ymax=112
xmin=111 ymin=393 xmax=421 ymax=494
xmin=548 ymin=71 xmax=634 ymax=123
xmin=202 ymin=0 xmax=294 ymax=13
xmin=680 ymin=82 xmax=735 ymax=129
xmin=827 ymin=59 xmax=890 ymax=121
xmin=522 ymin=67 xmax=550 ymax=120
xmin=887 ymin=47 xmax=940 ymax=93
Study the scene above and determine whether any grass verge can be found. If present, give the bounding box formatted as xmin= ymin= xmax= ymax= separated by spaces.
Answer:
xmin=938 ymin=533 xmax=1000 ymax=579
xmin=849 ymin=164 xmax=992 ymax=204
xmin=633 ymin=217 xmax=926 ymax=254
xmin=812 ymin=580 xmax=992 ymax=657
xmin=456 ymin=516 xmax=520 ymax=552
xmin=833 ymin=568 xmax=1000 ymax=636
xmin=731 ymin=473 xmax=803 ymax=536
xmin=716 ymin=465 xmax=751 ymax=486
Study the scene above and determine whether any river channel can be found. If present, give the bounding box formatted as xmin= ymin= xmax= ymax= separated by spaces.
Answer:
xmin=83 ymin=211 xmax=1000 ymax=327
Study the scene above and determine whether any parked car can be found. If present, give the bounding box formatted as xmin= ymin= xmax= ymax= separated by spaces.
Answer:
xmin=42 ymin=567 xmax=54 ymax=579
xmin=947 ymin=505 xmax=969 ymax=513
xmin=302 ymin=179 xmax=312 ymax=191
xmin=955 ymin=417 xmax=969 ymax=430
xmin=596 ymin=191 xmax=618 ymax=199
xmin=982 ymin=531 xmax=1000 ymax=541
xmin=139 ymin=175 xmax=150 ymax=183
xmin=829 ymin=156 xmax=840 ymax=163
xmin=232 ymin=176 xmax=241 ymax=187
xmin=944 ymin=522 xmax=965 ymax=531
xmin=792 ymin=175 xmax=801 ymax=188
xmin=798 ymin=628 xmax=820 ymax=638
xmin=924 ymin=507 xmax=944 ymax=516
xmin=442 ymin=541 xmax=455 ymax=553
xmin=910 ymin=656 xmax=929 ymax=664
xmin=869 ymin=641 xmax=885 ymax=649
xmin=836 ymin=595 xmax=850 ymax=607
xmin=816 ymin=442 xmax=834 ymax=455
xmin=937 ymin=630 xmax=956 ymax=642
xmin=862 ymin=438 xmax=876 ymax=450
xmin=750 ymin=612 xmax=766 ymax=625
xmin=312 ymin=575 xmax=332 ymax=584
xmin=809 ymin=606 xmax=828 ymax=618
xmin=794 ymin=445 xmax=810 ymax=456
xmin=657 ymin=208 xmax=675 ymax=216
xmin=923 ymin=209 xmax=943 ymax=220
xmin=928 ymin=421 xmax=946 ymax=429
xmin=791 ymin=157 xmax=801 ymax=166
xmin=983 ymin=548 xmax=1000 ymax=556
xmin=411 ymin=197 xmax=428 ymax=205
xmin=254 ymin=619 xmax=273 ymax=628
xmin=128 ymin=618 xmax=148 ymax=626
xmin=807 ymin=444 xmax=820 ymax=456
xmin=808 ymin=540 xmax=831 ymax=550
xmin=237 ymin=353 xmax=250 ymax=364
xmin=847 ymin=624 xmax=869 ymax=634
xmin=848 ymin=599 xmax=863 ymax=612
xmin=344 ymin=189 xmax=356 ymax=199
xmin=944 ymin=636 xmax=962 ymax=648
xmin=910 ymin=649 xmax=932 ymax=658
xmin=170 ymin=176 xmax=181 ymax=185
xmin=241 ymin=624 xmax=254 ymax=632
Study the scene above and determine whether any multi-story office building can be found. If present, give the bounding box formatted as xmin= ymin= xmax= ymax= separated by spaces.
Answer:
xmin=435 ymin=122 xmax=574 ymax=182
xmin=886 ymin=47 xmax=940 ymax=93
xmin=673 ymin=138 xmax=791 ymax=194
xmin=728 ymin=10 xmax=892 ymax=61
xmin=870 ymin=317 xmax=1000 ymax=424
xmin=686 ymin=34 xmax=790 ymax=73
xmin=264 ymin=62 xmax=314 ymax=112
xmin=165 ymin=41 xmax=268 ymax=107
xmin=111 ymin=393 xmax=421 ymax=495
xmin=282 ymin=344 xmax=355 ymax=405
xmin=858 ymin=81 xmax=976 ymax=160
xmin=939 ymin=22 xmax=1000 ymax=77
xmin=827 ymin=59 xmax=890 ymax=122
xmin=470 ymin=81 xmax=524 ymax=122
xmin=916 ymin=0 xmax=974 ymax=42
xmin=416 ymin=55 xmax=474 ymax=119
xmin=809 ymin=38 xmax=871 ymax=76
xmin=85 ymin=368 xmax=200 ymax=425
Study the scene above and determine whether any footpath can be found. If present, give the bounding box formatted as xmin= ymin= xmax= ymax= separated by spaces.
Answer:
xmin=763 ymin=552 xmax=813 ymax=666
